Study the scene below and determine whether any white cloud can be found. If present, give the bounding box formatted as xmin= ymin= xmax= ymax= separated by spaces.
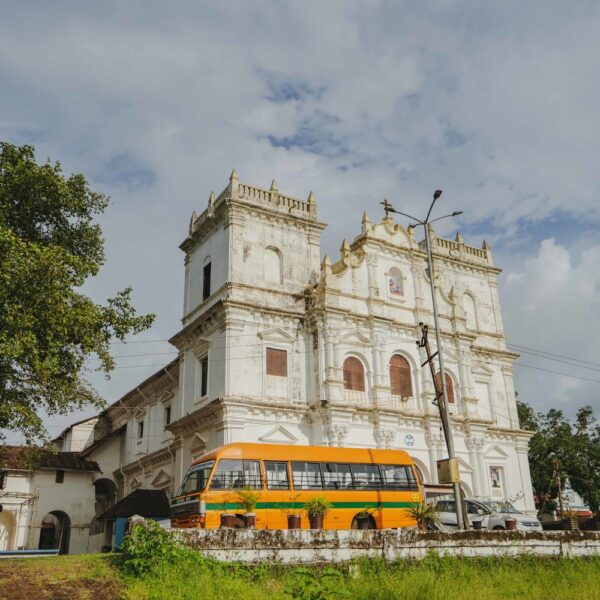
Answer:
xmin=1 ymin=1 xmax=599 ymax=438
xmin=502 ymin=239 xmax=600 ymax=415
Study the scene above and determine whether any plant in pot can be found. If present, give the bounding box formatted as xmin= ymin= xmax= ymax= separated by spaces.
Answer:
xmin=353 ymin=506 xmax=377 ymax=529
xmin=561 ymin=509 xmax=579 ymax=531
xmin=236 ymin=488 xmax=261 ymax=528
xmin=304 ymin=496 xmax=332 ymax=530
xmin=219 ymin=494 xmax=236 ymax=529
xmin=281 ymin=493 xmax=303 ymax=529
xmin=406 ymin=502 xmax=440 ymax=532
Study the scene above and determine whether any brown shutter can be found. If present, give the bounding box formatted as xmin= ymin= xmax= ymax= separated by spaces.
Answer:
xmin=389 ymin=355 xmax=412 ymax=397
xmin=343 ymin=357 xmax=365 ymax=391
xmin=266 ymin=348 xmax=287 ymax=377
xmin=435 ymin=372 xmax=455 ymax=403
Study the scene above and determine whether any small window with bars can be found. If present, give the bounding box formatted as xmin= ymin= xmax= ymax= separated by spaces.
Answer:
xmin=266 ymin=347 xmax=287 ymax=377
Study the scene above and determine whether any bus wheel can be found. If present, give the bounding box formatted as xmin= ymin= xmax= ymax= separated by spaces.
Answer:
xmin=351 ymin=515 xmax=377 ymax=530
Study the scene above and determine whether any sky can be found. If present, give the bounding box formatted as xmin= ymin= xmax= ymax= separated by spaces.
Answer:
xmin=1 ymin=1 xmax=599 ymax=442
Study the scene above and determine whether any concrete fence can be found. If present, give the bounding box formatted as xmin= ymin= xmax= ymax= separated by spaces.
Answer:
xmin=173 ymin=529 xmax=600 ymax=564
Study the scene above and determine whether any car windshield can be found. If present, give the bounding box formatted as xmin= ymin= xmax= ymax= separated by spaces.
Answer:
xmin=480 ymin=500 xmax=522 ymax=514
xmin=176 ymin=460 xmax=214 ymax=496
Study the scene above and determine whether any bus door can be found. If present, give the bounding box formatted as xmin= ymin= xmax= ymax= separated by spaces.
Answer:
xmin=263 ymin=460 xmax=292 ymax=528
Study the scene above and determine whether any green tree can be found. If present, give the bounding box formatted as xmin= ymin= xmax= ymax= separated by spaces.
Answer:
xmin=0 ymin=142 xmax=154 ymax=442
xmin=518 ymin=400 xmax=600 ymax=512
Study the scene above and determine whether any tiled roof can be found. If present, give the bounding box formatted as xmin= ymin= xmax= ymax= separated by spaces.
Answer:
xmin=97 ymin=489 xmax=170 ymax=520
xmin=0 ymin=446 xmax=100 ymax=472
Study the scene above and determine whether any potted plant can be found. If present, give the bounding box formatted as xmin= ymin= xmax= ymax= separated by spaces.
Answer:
xmin=560 ymin=509 xmax=579 ymax=531
xmin=304 ymin=496 xmax=332 ymax=529
xmin=219 ymin=494 xmax=236 ymax=528
xmin=354 ymin=506 xmax=377 ymax=530
xmin=406 ymin=502 xmax=440 ymax=532
xmin=236 ymin=488 xmax=261 ymax=528
xmin=281 ymin=493 xmax=302 ymax=529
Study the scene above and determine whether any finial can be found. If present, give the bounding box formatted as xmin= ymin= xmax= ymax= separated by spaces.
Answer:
xmin=321 ymin=255 xmax=333 ymax=281
xmin=455 ymin=232 xmax=464 ymax=244
xmin=482 ymin=239 xmax=490 ymax=251
xmin=270 ymin=179 xmax=278 ymax=192
xmin=361 ymin=211 xmax=372 ymax=233
xmin=322 ymin=255 xmax=332 ymax=267
xmin=209 ymin=191 xmax=216 ymax=203
xmin=229 ymin=168 xmax=238 ymax=182
xmin=340 ymin=239 xmax=351 ymax=259
xmin=307 ymin=191 xmax=315 ymax=204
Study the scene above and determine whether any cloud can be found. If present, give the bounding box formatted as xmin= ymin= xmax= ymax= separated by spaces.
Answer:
xmin=0 ymin=1 xmax=599 ymax=438
xmin=501 ymin=238 xmax=600 ymax=415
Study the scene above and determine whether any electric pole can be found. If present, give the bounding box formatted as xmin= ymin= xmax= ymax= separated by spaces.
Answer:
xmin=554 ymin=457 xmax=564 ymax=517
xmin=382 ymin=191 xmax=466 ymax=530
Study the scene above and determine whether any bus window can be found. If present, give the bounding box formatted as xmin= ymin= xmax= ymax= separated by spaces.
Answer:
xmin=321 ymin=463 xmax=352 ymax=489
xmin=177 ymin=460 xmax=214 ymax=495
xmin=265 ymin=461 xmax=290 ymax=490
xmin=350 ymin=464 xmax=382 ymax=489
xmin=210 ymin=459 xmax=262 ymax=489
xmin=381 ymin=465 xmax=417 ymax=490
xmin=291 ymin=462 xmax=323 ymax=490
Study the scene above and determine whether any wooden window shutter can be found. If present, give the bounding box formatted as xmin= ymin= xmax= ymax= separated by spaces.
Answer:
xmin=343 ymin=357 xmax=365 ymax=392
xmin=435 ymin=372 xmax=455 ymax=403
xmin=266 ymin=348 xmax=287 ymax=377
xmin=389 ymin=355 xmax=412 ymax=397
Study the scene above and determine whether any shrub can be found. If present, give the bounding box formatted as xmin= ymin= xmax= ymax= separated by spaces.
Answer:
xmin=304 ymin=496 xmax=332 ymax=518
xmin=236 ymin=488 xmax=261 ymax=513
xmin=119 ymin=519 xmax=186 ymax=576
xmin=406 ymin=502 xmax=439 ymax=531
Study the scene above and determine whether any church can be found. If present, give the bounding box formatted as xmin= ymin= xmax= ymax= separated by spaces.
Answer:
xmin=0 ymin=171 xmax=535 ymax=553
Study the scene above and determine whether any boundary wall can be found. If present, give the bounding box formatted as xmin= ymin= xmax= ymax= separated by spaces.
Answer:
xmin=173 ymin=529 xmax=600 ymax=564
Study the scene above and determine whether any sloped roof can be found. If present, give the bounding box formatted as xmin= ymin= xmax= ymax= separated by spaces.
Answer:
xmin=0 ymin=446 xmax=100 ymax=472
xmin=97 ymin=489 xmax=170 ymax=520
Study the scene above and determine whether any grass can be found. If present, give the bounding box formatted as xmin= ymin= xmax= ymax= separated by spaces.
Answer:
xmin=2 ymin=553 xmax=600 ymax=599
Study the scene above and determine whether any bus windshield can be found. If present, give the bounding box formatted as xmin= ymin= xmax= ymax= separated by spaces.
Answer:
xmin=177 ymin=460 xmax=214 ymax=496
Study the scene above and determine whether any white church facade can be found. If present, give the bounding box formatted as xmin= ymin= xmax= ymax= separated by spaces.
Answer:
xmin=0 ymin=171 xmax=536 ymax=552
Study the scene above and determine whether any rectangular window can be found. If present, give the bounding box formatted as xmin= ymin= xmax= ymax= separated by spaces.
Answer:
xmin=350 ymin=464 xmax=382 ymax=489
xmin=210 ymin=459 xmax=262 ymax=490
xmin=265 ymin=461 xmax=290 ymax=490
xmin=266 ymin=348 xmax=287 ymax=377
xmin=203 ymin=262 xmax=211 ymax=300
xmin=291 ymin=461 xmax=323 ymax=490
xmin=164 ymin=406 xmax=171 ymax=426
xmin=55 ymin=470 xmax=64 ymax=484
xmin=321 ymin=463 xmax=352 ymax=490
xmin=201 ymin=357 xmax=208 ymax=396
xmin=137 ymin=420 xmax=144 ymax=440
xmin=380 ymin=465 xmax=418 ymax=490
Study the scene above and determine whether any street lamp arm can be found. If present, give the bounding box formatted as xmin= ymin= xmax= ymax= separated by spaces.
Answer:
xmin=389 ymin=208 xmax=423 ymax=224
xmin=428 ymin=211 xmax=463 ymax=225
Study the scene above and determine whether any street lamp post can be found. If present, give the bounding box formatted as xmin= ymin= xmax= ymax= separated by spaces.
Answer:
xmin=382 ymin=191 xmax=466 ymax=530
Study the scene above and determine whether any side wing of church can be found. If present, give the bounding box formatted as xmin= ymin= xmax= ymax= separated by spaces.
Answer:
xmin=0 ymin=171 xmax=536 ymax=553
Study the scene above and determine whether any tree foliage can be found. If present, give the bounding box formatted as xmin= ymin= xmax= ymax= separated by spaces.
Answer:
xmin=518 ymin=400 xmax=600 ymax=512
xmin=0 ymin=142 xmax=154 ymax=441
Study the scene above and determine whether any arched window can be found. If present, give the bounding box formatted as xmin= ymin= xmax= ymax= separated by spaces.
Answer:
xmin=388 ymin=267 xmax=404 ymax=296
xmin=389 ymin=355 xmax=412 ymax=397
xmin=343 ymin=357 xmax=365 ymax=392
xmin=434 ymin=371 xmax=455 ymax=404
xmin=265 ymin=246 xmax=283 ymax=284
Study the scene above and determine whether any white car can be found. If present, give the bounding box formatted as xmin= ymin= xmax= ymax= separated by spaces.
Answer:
xmin=435 ymin=498 xmax=543 ymax=532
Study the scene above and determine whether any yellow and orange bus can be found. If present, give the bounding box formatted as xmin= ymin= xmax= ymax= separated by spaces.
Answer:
xmin=170 ymin=443 xmax=423 ymax=530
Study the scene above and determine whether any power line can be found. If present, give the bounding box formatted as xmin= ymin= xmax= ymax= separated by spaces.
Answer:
xmin=508 ymin=343 xmax=600 ymax=369
xmin=513 ymin=363 xmax=600 ymax=385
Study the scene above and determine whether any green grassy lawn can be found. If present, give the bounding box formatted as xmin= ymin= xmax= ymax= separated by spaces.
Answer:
xmin=1 ymin=554 xmax=600 ymax=600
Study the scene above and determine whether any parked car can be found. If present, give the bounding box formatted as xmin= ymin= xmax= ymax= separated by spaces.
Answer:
xmin=435 ymin=498 xmax=542 ymax=531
